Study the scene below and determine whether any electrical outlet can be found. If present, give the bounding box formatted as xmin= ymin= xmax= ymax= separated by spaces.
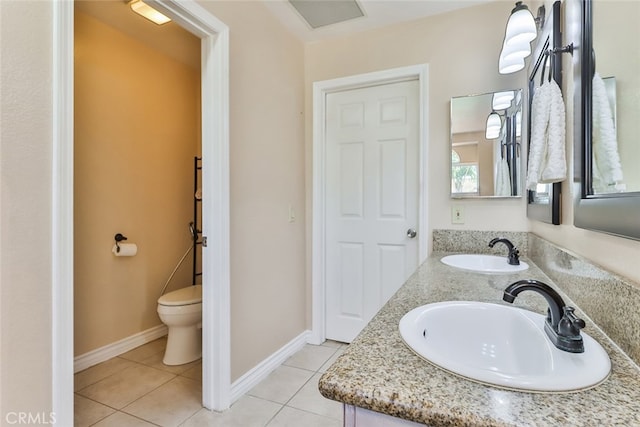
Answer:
xmin=452 ymin=206 xmax=465 ymax=224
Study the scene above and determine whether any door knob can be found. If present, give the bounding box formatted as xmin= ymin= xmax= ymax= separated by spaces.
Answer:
xmin=406 ymin=228 xmax=417 ymax=238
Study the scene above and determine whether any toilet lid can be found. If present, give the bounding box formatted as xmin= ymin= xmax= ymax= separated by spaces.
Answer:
xmin=158 ymin=285 xmax=202 ymax=306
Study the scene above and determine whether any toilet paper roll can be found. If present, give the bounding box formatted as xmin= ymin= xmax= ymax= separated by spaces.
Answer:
xmin=112 ymin=243 xmax=138 ymax=257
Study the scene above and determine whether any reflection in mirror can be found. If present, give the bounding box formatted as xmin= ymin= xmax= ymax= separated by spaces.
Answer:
xmin=574 ymin=0 xmax=640 ymax=240
xmin=590 ymin=1 xmax=640 ymax=194
xmin=450 ymin=90 xmax=522 ymax=198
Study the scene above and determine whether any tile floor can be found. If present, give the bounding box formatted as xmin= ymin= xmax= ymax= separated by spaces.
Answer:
xmin=74 ymin=337 xmax=347 ymax=426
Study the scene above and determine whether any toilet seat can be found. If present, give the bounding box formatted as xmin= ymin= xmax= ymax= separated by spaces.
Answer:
xmin=157 ymin=302 xmax=201 ymax=316
xmin=158 ymin=284 xmax=202 ymax=306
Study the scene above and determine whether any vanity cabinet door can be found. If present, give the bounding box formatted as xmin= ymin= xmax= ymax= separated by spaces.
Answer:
xmin=344 ymin=404 xmax=428 ymax=427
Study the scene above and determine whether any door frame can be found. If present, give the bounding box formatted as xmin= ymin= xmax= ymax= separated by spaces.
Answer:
xmin=52 ymin=1 xmax=231 ymax=423
xmin=310 ymin=64 xmax=429 ymax=345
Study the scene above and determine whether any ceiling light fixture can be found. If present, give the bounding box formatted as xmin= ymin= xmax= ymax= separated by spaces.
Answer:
xmin=129 ymin=0 xmax=171 ymax=25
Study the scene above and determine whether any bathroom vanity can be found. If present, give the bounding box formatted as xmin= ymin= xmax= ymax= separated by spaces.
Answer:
xmin=318 ymin=232 xmax=640 ymax=426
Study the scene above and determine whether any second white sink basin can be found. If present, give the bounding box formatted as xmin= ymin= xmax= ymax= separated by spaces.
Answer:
xmin=399 ymin=301 xmax=611 ymax=392
xmin=441 ymin=254 xmax=529 ymax=273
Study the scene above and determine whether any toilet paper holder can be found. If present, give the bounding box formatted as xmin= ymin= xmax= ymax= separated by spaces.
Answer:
xmin=114 ymin=233 xmax=127 ymax=253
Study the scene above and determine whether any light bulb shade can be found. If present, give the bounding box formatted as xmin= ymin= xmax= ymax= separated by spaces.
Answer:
xmin=504 ymin=2 xmax=537 ymax=46
xmin=130 ymin=0 xmax=171 ymax=25
xmin=492 ymin=91 xmax=515 ymax=110
xmin=500 ymin=39 xmax=531 ymax=61
xmin=499 ymin=54 xmax=525 ymax=74
xmin=485 ymin=112 xmax=502 ymax=140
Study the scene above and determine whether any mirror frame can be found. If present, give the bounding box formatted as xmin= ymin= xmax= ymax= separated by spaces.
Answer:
xmin=574 ymin=0 xmax=640 ymax=240
xmin=526 ymin=1 xmax=561 ymax=225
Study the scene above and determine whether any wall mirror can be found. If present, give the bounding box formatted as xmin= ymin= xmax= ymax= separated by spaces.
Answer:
xmin=574 ymin=0 xmax=640 ymax=240
xmin=526 ymin=1 xmax=562 ymax=224
xmin=450 ymin=90 xmax=522 ymax=198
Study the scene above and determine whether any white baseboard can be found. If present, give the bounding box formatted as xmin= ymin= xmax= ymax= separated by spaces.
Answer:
xmin=74 ymin=324 xmax=168 ymax=373
xmin=230 ymin=330 xmax=311 ymax=403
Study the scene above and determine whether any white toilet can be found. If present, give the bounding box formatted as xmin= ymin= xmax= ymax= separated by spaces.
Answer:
xmin=157 ymin=284 xmax=202 ymax=365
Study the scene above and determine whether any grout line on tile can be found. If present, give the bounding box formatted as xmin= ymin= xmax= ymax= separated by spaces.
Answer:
xmin=74 ymin=357 xmax=136 ymax=393
xmin=75 ymin=392 xmax=123 ymax=413
xmin=119 ymin=374 xmax=180 ymax=414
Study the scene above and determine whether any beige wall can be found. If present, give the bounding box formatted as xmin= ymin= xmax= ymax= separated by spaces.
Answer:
xmin=0 ymin=0 xmax=54 ymax=418
xmin=74 ymin=11 xmax=200 ymax=355
xmin=197 ymin=0 xmax=307 ymax=382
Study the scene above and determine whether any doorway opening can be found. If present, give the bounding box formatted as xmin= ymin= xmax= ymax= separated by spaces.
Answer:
xmin=52 ymin=1 xmax=231 ymax=424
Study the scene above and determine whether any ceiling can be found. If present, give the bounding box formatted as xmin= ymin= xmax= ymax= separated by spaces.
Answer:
xmin=262 ymin=0 xmax=496 ymax=42
xmin=75 ymin=1 xmax=201 ymax=69
xmin=75 ymin=0 xmax=496 ymax=64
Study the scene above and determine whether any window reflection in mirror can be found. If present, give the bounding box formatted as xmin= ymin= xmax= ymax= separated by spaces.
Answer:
xmin=591 ymin=0 xmax=640 ymax=195
xmin=451 ymin=150 xmax=479 ymax=195
xmin=450 ymin=90 xmax=522 ymax=198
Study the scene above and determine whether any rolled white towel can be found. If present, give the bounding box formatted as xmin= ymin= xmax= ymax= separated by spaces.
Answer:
xmin=540 ymin=79 xmax=566 ymax=183
xmin=592 ymin=73 xmax=624 ymax=192
xmin=526 ymin=81 xmax=550 ymax=191
xmin=495 ymin=156 xmax=512 ymax=196
xmin=526 ymin=79 xmax=566 ymax=190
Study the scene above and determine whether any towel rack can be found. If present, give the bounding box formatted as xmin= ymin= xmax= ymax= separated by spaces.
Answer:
xmin=547 ymin=43 xmax=574 ymax=56
xmin=192 ymin=156 xmax=202 ymax=286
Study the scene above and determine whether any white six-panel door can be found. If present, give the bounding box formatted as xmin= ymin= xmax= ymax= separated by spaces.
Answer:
xmin=325 ymin=80 xmax=419 ymax=342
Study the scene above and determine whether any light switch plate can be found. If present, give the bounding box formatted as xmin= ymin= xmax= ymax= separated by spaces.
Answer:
xmin=452 ymin=206 xmax=465 ymax=224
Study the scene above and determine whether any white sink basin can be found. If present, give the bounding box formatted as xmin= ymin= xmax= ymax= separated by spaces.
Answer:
xmin=441 ymin=254 xmax=529 ymax=273
xmin=399 ymin=301 xmax=611 ymax=392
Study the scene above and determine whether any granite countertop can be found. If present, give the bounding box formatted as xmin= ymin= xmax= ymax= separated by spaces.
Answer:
xmin=318 ymin=253 xmax=640 ymax=426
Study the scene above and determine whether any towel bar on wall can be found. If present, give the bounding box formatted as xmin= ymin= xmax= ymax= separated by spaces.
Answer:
xmin=548 ymin=43 xmax=574 ymax=56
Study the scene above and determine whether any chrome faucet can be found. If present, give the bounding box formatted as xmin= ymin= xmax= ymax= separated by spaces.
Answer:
xmin=503 ymin=279 xmax=586 ymax=353
xmin=488 ymin=237 xmax=520 ymax=265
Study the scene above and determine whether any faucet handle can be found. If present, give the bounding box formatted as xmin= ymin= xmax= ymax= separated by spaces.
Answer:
xmin=558 ymin=307 xmax=585 ymax=337
xmin=507 ymin=247 xmax=520 ymax=265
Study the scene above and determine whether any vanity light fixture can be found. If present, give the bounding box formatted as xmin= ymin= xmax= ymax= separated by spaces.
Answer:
xmin=492 ymin=91 xmax=515 ymax=110
xmin=129 ymin=0 xmax=171 ymax=25
xmin=499 ymin=54 xmax=525 ymax=74
xmin=498 ymin=2 xmax=544 ymax=74
xmin=485 ymin=112 xmax=502 ymax=140
xmin=501 ymin=40 xmax=531 ymax=62
xmin=504 ymin=2 xmax=537 ymax=46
